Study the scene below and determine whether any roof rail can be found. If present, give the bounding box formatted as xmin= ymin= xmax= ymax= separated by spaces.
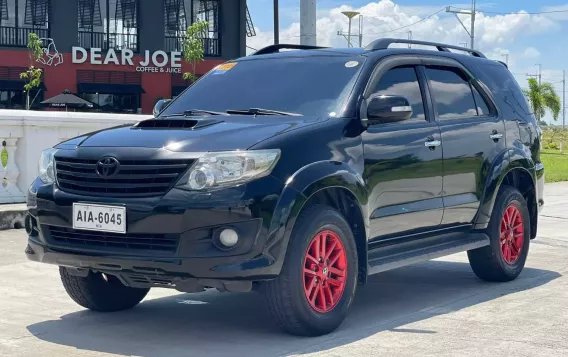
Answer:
xmin=495 ymin=60 xmax=508 ymax=69
xmin=251 ymin=44 xmax=328 ymax=56
xmin=365 ymin=38 xmax=486 ymax=58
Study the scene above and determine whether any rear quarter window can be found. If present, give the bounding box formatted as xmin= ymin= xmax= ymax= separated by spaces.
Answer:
xmin=473 ymin=62 xmax=532 ymax=116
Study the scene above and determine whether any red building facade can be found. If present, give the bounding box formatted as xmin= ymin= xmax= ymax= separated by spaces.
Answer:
xmin=0 ymin=49 xmax=224 ymax=113
xmin=0 ymin=0 xmax=247 ymax=114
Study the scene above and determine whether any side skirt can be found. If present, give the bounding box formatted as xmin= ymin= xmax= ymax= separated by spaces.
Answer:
xmin=367 ymin=230 xmax=490 ymax=275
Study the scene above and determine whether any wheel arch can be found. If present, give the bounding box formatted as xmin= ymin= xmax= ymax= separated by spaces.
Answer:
xmin=265 ymin=161 xmax=370 ymax=283
xmin=475 ymin=148 xmax=538 ymax=239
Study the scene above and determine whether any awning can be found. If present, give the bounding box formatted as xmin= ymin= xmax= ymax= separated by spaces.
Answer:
xmin=172 ymin=85 xmax=188 ymax=97
xmin=77 ymin=83 xmax=145 ymax=94
xmin=0 ymin=79 xmax=46 ymax=91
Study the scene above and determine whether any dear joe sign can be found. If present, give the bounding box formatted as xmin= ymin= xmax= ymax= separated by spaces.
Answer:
xmin=72 ymin=47 xmax=183 ymax=73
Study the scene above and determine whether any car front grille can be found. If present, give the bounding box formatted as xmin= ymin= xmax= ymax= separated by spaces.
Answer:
xmin=54 ymin=157 xmax=194 ymax=197
xmin=48 ymin=226 xmax=180 ymax=253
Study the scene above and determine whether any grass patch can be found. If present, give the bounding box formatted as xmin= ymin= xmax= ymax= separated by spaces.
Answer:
xmin=541 ymin=150 xmax=568 ymax=183
xmin=540 ymin=128 xmax=568 ymax=182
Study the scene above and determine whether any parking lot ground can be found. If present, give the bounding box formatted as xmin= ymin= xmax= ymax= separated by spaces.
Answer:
xmin=1 ymin=183 xmax=568 ymax=357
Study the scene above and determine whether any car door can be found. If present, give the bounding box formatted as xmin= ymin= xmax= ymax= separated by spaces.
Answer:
xmin=362 ymin=61 xmax=444 ymax=240
xmin=422 ymin=60 xmax=506 ymax=226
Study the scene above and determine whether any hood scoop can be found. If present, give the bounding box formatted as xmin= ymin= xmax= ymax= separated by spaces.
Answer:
xmin=133 ymin=117 xmax=224 ymax=130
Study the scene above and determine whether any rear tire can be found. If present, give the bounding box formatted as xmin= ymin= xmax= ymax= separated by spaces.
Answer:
xmin=60 ymin=267 xmax=149 ymax=312
xmin=261 ymin=205 xmax=358 ymax=336
xmin=468 ymin=186 xmax=530 ymax=282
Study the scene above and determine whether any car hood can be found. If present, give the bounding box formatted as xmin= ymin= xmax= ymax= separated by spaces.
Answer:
xmin=57 ymin=115 xmax=323 ymax=152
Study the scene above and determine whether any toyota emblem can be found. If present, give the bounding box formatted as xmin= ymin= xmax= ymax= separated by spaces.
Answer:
xmin=96 ymin=157 xmax=120 ymax=177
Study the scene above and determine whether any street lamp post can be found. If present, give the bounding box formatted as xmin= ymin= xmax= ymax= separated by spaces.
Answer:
xmin=341 ymin=11 xmax=360 ymax=48
xmin=273 ymin=0 xmax=279 ymax=44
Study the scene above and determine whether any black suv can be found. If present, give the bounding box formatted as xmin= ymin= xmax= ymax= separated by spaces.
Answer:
xmin=26 ymin=39 xmax=544 ymax=336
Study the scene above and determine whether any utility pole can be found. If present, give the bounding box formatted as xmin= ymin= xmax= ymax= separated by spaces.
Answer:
xmin=408 ymin=31 xmax=412 ymax=48
xmin=503 ymin=53 xmax=509 ymax=66
xmin=359 ymin=16 xmax=364 ymax=48
xmin=527 ymin=66 xmax=542 ymax=122
xmin=446 ymin=0 xmax=476 ymax=49
xmin=470 ymin=0 xmax=476 ymax=49
xmin=562 ymin=70 xmax=566 ymax=152
xmin=300 ymin=0 xmax=316 ymax=46
xmin=273 ymin=0 xmax=279 ymax=44
xmin=527 ymin=65 xmax=542 ymax=85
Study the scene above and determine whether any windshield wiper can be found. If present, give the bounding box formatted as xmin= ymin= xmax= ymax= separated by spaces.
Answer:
xmin=183 ymin=109 xmax=225 ymax=116
xmin=165 ymin=109 xmax=225 ymax=117
xmin=226 ymin=108 xmax=302 ymax=116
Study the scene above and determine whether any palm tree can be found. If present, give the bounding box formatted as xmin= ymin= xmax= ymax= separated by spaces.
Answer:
xmin=522 ymin=78 xmax=561 ymax=121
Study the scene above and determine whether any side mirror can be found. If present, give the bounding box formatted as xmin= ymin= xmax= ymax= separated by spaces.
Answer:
xmin=153 ymin=99 xmax=172 ymax=117
xmin=366 ymin=95 xmax=413 ymax=124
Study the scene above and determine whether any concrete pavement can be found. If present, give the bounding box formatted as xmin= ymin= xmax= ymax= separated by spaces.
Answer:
xmin=1 ymin=183 xmax=568 ymax=357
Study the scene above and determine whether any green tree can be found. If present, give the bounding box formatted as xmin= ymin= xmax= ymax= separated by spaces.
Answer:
xmin=522 ymin=78 xmax=561 ymax=121
xmin=19 ymin=33 xmax=43 ymax=110
xmin=182 ymin=21 xmax=209 ymax=82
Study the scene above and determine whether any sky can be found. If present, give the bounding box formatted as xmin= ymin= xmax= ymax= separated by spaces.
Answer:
xmin=246 ymin=0 xmax=568 ymax=124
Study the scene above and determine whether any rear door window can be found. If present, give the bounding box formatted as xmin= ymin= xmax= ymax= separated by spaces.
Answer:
xmin=424 ymin=66 xmax=478 ymax=119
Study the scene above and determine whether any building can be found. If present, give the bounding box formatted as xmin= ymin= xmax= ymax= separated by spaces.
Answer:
xmin=0 ymin=0 xmax=249 ymax=114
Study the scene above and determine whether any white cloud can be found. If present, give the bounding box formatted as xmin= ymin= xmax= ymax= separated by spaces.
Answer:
xmin=247 ymin=0 xmax=561 ymax=53
xmin=428 ymin=81 xmax=473 ymax=105
xmin=523 ymin=47 xmax=541 ymax=58
xmin=541 ymin=5 xmax=568 ymax=21
xmin=485 ymin=47 xmax=510 ymax=60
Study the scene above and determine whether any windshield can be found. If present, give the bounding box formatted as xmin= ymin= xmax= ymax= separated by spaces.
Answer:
xmin=160 ymin=55 xmax=365 ymax=117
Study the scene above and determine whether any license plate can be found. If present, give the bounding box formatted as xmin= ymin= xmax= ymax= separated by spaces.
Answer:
xmin=73 ymin=203 xmax=126 ymax=233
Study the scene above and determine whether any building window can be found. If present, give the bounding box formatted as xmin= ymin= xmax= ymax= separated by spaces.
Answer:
xmin=0 ymin=88 xmax=43 ymax=109
xmin=78 ymin=0 xmax=139 ymax=52
xmin=0 ymin=0 xmax=51 ymax=47
xmin=79 ymin=93 xmax=139 ymax=113
xmin=0 ymin=65 xmax=44 ymax=109
xmin=164 ymin=0 xmax=220 ymax=57
xmin=76 ymin=69 xmax=144 ymax=113
xmin=171 ymin=71 xmax=200 ymax=98
xmin=0 ymin=90 xmax=24 ymax=109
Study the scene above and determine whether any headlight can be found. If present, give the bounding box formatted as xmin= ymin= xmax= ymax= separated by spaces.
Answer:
xmin=185 ymin=150 xmax=280 ymax=190
xmin=38 ymin=148 xmax=57 ymax=184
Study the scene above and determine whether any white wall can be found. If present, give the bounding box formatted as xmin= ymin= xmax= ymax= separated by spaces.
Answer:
xmin=0 ymin=110 xmax=152 ymax=203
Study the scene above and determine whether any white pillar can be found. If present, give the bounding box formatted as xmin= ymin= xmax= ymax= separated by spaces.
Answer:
xmin=0 ymin=137 xmax=25 ymax=203
xmin=300 ymin=0 xmax=316 ymax=46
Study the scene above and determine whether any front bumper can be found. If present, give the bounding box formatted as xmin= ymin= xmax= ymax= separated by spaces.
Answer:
xmin=26 ymin=175 xmax=285 ymax=286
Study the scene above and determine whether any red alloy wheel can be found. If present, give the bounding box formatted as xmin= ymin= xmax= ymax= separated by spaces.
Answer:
xmin=500 ymin=204 xmax=525 ymax=264
xmin=303 ymin=230 xmax=348 ymax=314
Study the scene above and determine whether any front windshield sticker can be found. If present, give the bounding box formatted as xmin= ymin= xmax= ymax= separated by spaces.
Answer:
xmin=345 ymin=61 xmax=359 ymax=68
xmin=213 ymin=62 xmax=237 ymax=75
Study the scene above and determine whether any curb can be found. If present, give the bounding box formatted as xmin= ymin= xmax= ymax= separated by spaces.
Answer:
xmin=0 ymin=204 xmax=27 ymax=230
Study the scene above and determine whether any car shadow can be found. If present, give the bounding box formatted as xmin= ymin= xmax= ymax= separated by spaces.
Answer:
xmin=26 ymin=260 xmax=560 ymax=357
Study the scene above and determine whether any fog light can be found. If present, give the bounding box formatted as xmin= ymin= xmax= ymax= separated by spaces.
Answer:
xmin=24 ymin=215 xmax=32 ymax=235
xmin=25 ymin=214 xmax=38 ymax=237
xmin=219 ymin=228 xmax=239 ymax=247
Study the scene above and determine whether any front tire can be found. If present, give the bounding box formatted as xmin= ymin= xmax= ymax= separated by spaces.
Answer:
xmin=261 ymin=205 xmax=358 ymax=336
xmin=468 ymin=186 xmax=530 ymax=282
xmin=60 ymin=267 xmax=149 ymax=312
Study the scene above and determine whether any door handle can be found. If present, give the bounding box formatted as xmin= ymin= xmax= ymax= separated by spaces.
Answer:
xmin=425 ymin=140 xmax=441 ymax=148
xmin=489 ymin=132 xmax=503 ymax=140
